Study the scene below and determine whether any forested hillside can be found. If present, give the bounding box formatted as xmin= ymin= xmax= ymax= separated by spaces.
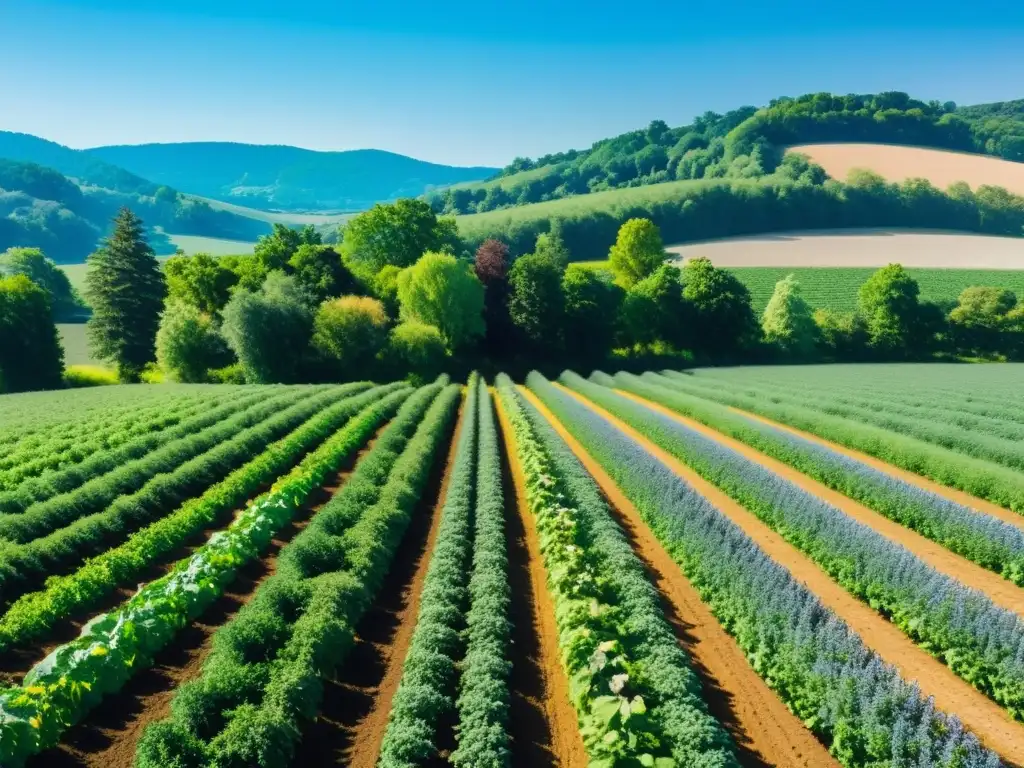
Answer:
xmin=430 ymin=91 xmax=1024 ymax=215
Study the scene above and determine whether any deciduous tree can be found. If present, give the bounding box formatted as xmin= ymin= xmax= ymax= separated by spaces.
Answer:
xmin=562 ymin=265 xmax=622 ymax=365
xmin=0 ymin=274 xmax=64 ymax=392
xmin=384 ymin=321 xmax=448 ymax=383
xmin=681 ymin=256 xmax=759 ymax=357
xmin=397 ymin=251 xmax=484 ymax=350
xmin=761 ymin=274 xmax=818 ymax=357
xmin=508 ymin=251 xmax=564 ymax=356
xmin=609 ymin=218 xmax=666 ymax=288
xmin=858 ymin=264 xmax=922 ymax=357
xmin=0 ymin=247 xmax=84 ymax=320
xmin=164 ymin=252 xmax=238 ymax=314
xmin=156 ymin=300 xmax=227 ymax=382
xmin=311 ymin=295 xmax=389 ymax=377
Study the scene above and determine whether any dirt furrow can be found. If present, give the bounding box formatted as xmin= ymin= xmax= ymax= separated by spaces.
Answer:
xmin=519 ymin=386 xmax=837 ymax=768
xmin=553 ymin=382 xmax=1024 ymax=766
xmin=495 ymin=394 xmax=588 ymax=768
xmin=612 ymin=389 xmax=1024 ymax=617
xmin=296 ymin=398 xmax=464 ymax=768
xmin=728 ymin=404 xmax=1024 ymax=531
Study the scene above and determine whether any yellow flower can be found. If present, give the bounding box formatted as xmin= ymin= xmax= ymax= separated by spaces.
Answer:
xmin=90 ymin=645 xmax=108 ymax=656
xmin=25 ymin=685 xmax=45 ymax=695
xmin=29 ymin=716 xmax=41 ymax=729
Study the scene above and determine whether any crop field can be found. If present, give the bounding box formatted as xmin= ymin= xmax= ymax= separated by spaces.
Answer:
xmin=2 ymin=364 xmax=1024 ymax=767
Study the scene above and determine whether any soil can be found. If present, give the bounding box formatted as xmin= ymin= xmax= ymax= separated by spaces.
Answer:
xmin=24 ymin=426 xmax=387 ymax=768
xmin=732 ymin=405 xmax=1024 ymax=532
xmin=294 ymin=396 xmax=464 ymax=767
xmin=553 ymin=382 xmax=1024 ymax=766
xmin=519 ymin=386 xmax=838 ymax=768
xmin=494 ymin=393 xmax=588 ymax=768
xmin=612 ymin=389 xmax=1024 ymax=617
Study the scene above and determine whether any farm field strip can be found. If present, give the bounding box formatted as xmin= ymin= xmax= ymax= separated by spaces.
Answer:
xmin=561 ymin=374 xmax=1024 ymax=722
xmin=516 ymin=384 xmax=839 ymax=767
xmin=526 ymin=372 xmax=1013 ymax=766
xmin=497 ymin=376 xmax=738 ymax=766
xmin=134 ymin=381 xmax=460 ymax=766
xmin=0 ymin=384 xmax=379 ymax=610
xmin=0 ymin=384 xmax=409 ymax=657
xmin=611 ymin=373 xmax=1024 ymax=580
xmin=0 ymin=384 xmax=416 ymax=767
xmin=655 ymin=370 xmax=1024 ymax=512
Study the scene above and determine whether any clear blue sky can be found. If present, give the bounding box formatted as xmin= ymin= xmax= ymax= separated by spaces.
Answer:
xmin=2 ymin=0 xmax=1022 ymax=167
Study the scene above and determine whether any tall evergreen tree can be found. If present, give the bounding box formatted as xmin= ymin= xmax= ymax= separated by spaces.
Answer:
xmin=85 ymin=208 xmax=166 ymax=381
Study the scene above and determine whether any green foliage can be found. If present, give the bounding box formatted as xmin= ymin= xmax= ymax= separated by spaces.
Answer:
xmin=288 ymin=243 xmax=356 ymax=303
xmin=311 ymin=295 xmax=390 ymax=377
xmin=221 ymin=272 xmax=312 ymax=383
xmin=608 ymin=218 xmax=666 ymax=288
xmin=949 ymin=286 xmax=1024 ymax=357
xmin=857 ymin=264 xmax=922 ymax=356
xmin=373 ymin=264 xmax=403 ymax=316
xmin=341 ymin=199 xmax=458 ymax=283
xmin=156 ymin=300 xmax=228 ymax=383
xmin=761 ymin=274 xmax=818 ymax=357
xmin=562 ymin=265 xmax=623 ymax=366
xmin=397 ymin=252 xmax=484 ymax=350
xmin=813 ymin=309 xmax=869 ymax=359
xmin=0 ymin=274 xmax=65 ymax=392
xmin=253 ymin=223 xmax=319 ymax=273
xmin=619 ymin=265 xmax=686 ymax=350
xmin=0 ymin=247 xmax=85 ymax=320
xmin=164 ymin=252 xmax=238 ymax=314
xmin=533 ymin=229 xmax=570 ymax=269
xmin=507 ymin=252 xmax=564 ymax=356
xmin=85 ymin=208 xmax=166 ymax=381
xmin=384 ymin=322 xmax=449 ymax=384
xmin=62 ymin=364 xmax=117 ymax=388
xmin=681 ymin=257 xmax=758 ymax=357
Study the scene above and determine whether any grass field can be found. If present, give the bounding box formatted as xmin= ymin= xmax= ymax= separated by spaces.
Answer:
xmin=55 ymin=323 xmax=104 ymax=367
xmin=2 ymin=366 xmax=1024 ymax=766
xmin=790 ymin=143 xmax=1024 ymax=195
xmin=196 ymin=195 xmax=355 ymax=226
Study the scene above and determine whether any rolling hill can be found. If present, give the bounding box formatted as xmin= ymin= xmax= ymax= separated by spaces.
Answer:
xmin=86 ymin=142 xmax=498 ymax=212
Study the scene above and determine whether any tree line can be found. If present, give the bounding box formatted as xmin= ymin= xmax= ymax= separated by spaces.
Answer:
xmin=3 ymin=201 xmax=1023 ymax=393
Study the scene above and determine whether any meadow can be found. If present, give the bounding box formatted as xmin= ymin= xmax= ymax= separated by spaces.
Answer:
xmin=1 ymin=364 xmax=1023 ymax=767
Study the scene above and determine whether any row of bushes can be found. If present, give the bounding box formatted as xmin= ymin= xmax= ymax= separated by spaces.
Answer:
xmin=562 ymin=373 xmax=1024 ymax=721
xmin=0 ymin=385 xmax=367 ymax=608
xmin=135 ymin=380 xmax=459 ymax=766
xmin=656 ymin=371 xmax=1024 ymax=513
xmin=526 ymin=372 xmax=1001 ymax=766
xmin=612 ymin=372 xmax=1024 ymax=586
xmin=497 ymin=375 xmax=737 ymax=765
xmin=0 ymin=384 xmax=408 ymax=652
xmin=0 ymin=385 xmax=406 ymax=766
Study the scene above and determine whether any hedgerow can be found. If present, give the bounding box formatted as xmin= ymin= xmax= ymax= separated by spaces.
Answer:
xmin=611 ymin=372 xmax=1024 ymax=585
xmin=134 ymin=379 xmax=460 ymax=767
xmin=527 ymin=371 xmax=1001 ymax=767
xmin=0 ymin=383 xmax=410 ymax=652
xmin=497 ymin=375 xmax=737 ymax=767
xmin=0 ymin=385 xmax=405 ymax=767
xmin=564 ymin=372 xmax=1024 ymax=721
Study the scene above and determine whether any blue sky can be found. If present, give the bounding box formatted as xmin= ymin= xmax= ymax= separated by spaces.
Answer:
xmin=2 ymin=0 xmax=1023 ymax=167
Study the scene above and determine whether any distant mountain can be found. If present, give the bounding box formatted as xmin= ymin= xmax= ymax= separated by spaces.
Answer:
xmin=85 ymin=142 xmax=498 ymax=212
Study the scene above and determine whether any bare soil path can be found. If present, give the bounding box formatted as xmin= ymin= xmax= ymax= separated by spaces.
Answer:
xmin=295 ymin=396 xmax=464 ymax=768
xmin=495 ymin=393 xmax=588 ymax=768
xmin=554 ymin=383 xmax=1024 ymax=766
xmin=611 ymin=389 xmax=1024 ymax=617
xmin=730 ymin=405 xmax=1024 ymax=533
xmin=519 ymin=386 xmax=838 ymax=768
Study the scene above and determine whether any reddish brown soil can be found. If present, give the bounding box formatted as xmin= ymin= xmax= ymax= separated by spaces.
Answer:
xmin=495 ymin=393 xmax=588 ymax=768
xmin=24 ymin=426 xmax=388 ymax=768
xmin=520 ymin=386 xmax=838 ymax=768
xmin=295 ymin=397 xmax=464 ymax=767
xmin=556 ymin=383 xmax=1024 ymax=766
xmin=614 ymin=390 xmax=1024 ymax=617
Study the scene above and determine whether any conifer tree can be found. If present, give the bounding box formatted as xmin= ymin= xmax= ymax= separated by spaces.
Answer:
xmin=85 ymin=208 xmax=166 ymax=381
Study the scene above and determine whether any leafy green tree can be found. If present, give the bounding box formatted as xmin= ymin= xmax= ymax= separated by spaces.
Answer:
xmin=508 ymin=252 xmax=565 ymax=356
xmin=474 ymin=238 xmax=513 ymax=355
xmin=253 ymin=223 xmax=320 ymax=273
xmin=857 ymin=264 xmax=922 ymax=357
xmin=562 ymin=265 xmax=622 ymax=365
xmin=384 ymin=321 xmax=448 ymax=383
xmin=312 ymin=295 xmax=390 ymax=377
xmin=533 ymin=229 xmax=570 ymax=269
xmin=164 ymin=252 xmax=238 ymax=314
xmin=813 ymin=309 xmax=869 ymax=360
xmin=221 ymin=272 xmax=312 ymax=383
xmin=396 ymin=252 xmax=484 ymax=350
xmin=340 ymin=199 xmax=459 ymax=283
xmin=84 ymin=208 xmax=166 ymax=381
xmin=0 ymin=247 xmax=85 ymax=320
xmin=0 ymin=274 xmax=64 ymax=392
xmin=288 ymin=244 xmax=356 ymax=303
xmin=220 ymin=254 xmax=268 ymax=293
xmin=372 ymin=265 xmax=403 ymax=316
xmin=681 ymin=257 xmax=759 ymax=357
xmin=948 ymin=286 xmax=1018 ymax=356
xmin=155 ymin=300 xmax=227 ymax=382
xmin=609 ymin=218 xmax=666 ymax=288
xmin=619 ymin=264 xmax=687 ymax=349
xmin=761 ymin=274 xmax=818 ymax=357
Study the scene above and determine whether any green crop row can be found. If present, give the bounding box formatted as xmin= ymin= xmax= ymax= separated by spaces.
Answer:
xmin=0 ymin=384 xmax=409 ymax=652
xmin=378 ymin=374 xmax=482 ymax=767
xmin=0 ymin=386 xmax=406 ymax=767
xmin=0 ymin=385 xmax=371 ymax=608
xmin=135 ymin=380 xmax=459 ymax=767
xmin=450 ymin=381 xmax=512 ymax=768
xmin=496 ymin=375 xmax=737 ymax=768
